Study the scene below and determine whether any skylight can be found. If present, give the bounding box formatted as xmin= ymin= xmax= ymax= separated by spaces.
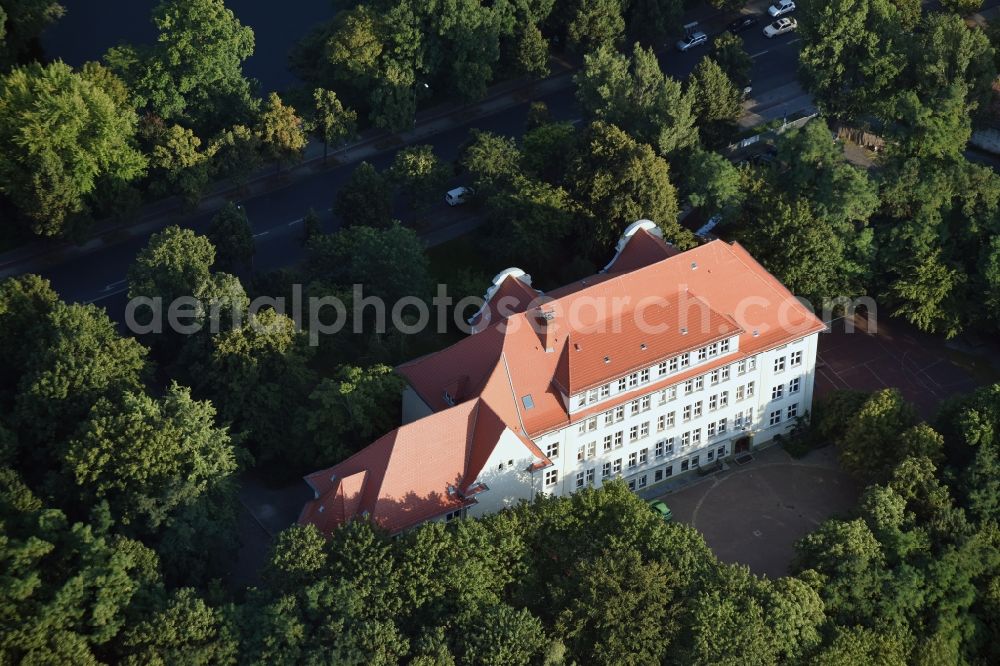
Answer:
xmin=522 ymin=395 xmax=535 ymax=409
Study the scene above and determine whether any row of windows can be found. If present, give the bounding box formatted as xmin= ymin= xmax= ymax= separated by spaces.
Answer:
xmin=619 ymin=445 xmax=730 ymax=490
xmin=770 ymin=377 xmax=801 ymax=400
xmin=574 ymin=338 xmax=739 ymax=409
xmin=768 ymin=403 xmax=799 ymax=426
xmin=774 ymin=350 xmax=803 ymax=373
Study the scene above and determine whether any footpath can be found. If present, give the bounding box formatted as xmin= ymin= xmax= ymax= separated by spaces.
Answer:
xmin=0 ymin=0 xmax=798 ymax=280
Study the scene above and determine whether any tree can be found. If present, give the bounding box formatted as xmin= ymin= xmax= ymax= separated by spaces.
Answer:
xmin=568 ymin=122 xmax=689 ymax=254
xmin=886 ymin=249 xmax=967 ymax=339
xmin=0 ymin=61 xmax=146 ymax=236
xmin=711 ymin=32 xmax=753 ymax=89
xmin=688 ymin=57 xmax=742 ymax=147
xmin=456 ymin=604 xmax=547 ymax=665
xmin=64 ymin=383 xmax=240 ymax=534
xmin=14 ymin=301 xmax=149 ymax=448
xmin=0 ymin=274 xmax=58 ymax=395
xmin=116 ymin=588 xmax=239 ymax=666
xmin=369 ymin=61 xmax=416 ymax=132
xmin=209 ymin=124 xmax=262 ymax=189
xmin=508 ymin=22 xmax=550 ymax=78
xmin=0 ymin=468 xmax=160 ymax=664
xmin=461 ymin=130 xmax=522 ymax=194
xmin=837 ymin=388 xmax=918 ymax=482
xmin=128 ymin=225 xmax=216 ymax=310
xmin=941 ymin=0 xmax=983 ymax=14
xmin=312 ymin=88 xmax=357 ymax=163
xmin=521 ymin=121 xmax=577 ymax=185
xmin=333 ymin=161 xmax=393 ymax=228
xmin=388 ymin=145 xmax=451 ymax=218
xmin=574 ymin=44 xmax=697 ymax=155
xmin=485 ymin=176 xmax=578 ymax=269
xmin=0 ymin=0 xmax=65 ymax=69
xmin=302 ymin=364 xmax=404 ymax=467
xmin=146 ymin=123 xmax=211 ymax=207
xmin=194 ymin=308 xmax=316 ymax=468
xmin=566 ymin=0 xmax=625 ymax=53
xmin=306 ymin=222 xmax=431 ymax=304
xmin=680 ymin=147 xmax=746 ymax=218
xmin=626 ymin=0 xmax=682 ymax=46
xmin=106 ymin=0 xmax=255 ymax=132
xmin=207 ymin=202 xmax=255 ymax=273
xmin=258 ymin=93 xmax=307 ymax=173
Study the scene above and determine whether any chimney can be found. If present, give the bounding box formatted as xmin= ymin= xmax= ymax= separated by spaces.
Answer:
xmin=536 ymin=309 xmax=557 ymax=353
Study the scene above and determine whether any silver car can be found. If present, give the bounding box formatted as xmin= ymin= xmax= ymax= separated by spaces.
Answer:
xmin=676 ymin=31 xmax=708 ymax=52
xmin=763 ymin=17 xmax=797 ymax=38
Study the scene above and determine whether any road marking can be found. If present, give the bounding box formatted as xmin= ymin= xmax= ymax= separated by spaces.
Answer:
xmin=103 ymin=278 xmax=126 ymax=292
xmin=86 ymin=287 xmax=127 ymax=304
xmin=750 ymin=37 xmax=800 ymax=59
xmin=287 ymin=218 xmax=303 ymax=226
xmin=253 ymin=231 xmax=270 ymax=238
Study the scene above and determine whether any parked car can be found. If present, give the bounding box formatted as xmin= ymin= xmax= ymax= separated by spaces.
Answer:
xmin=676 ymin=31 xmax=708 ymax=52
xmin=768 ymin=0 xmax=796 ymax=17
xmin=728 ymin=14 xmax=759 ymax=34
xmin=763 ymin=17 xmax=797 ymax=38
xmin=445 ymin=186 xmax=474 ymax=206
xmin=649 ymin=500 xmax=674 ymax=522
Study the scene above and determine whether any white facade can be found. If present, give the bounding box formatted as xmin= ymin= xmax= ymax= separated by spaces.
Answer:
xmin=533 ymin=331 xmax=819 ymax=497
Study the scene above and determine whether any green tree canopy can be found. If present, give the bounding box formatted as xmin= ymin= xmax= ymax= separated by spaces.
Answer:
xmin=688 ymin=57 xmax=742 ymax=147
xmin=388 ymin=144 xmax=451 ymax=217
xmin=311 ymin=88 xmax=357 ymax=162
xmin=207 ymin=202 xmax=255 ymax=273
xmin=258 ymin=92 xmax=307 ymax=171
xmin=333 ymin=161 xmax=393 ymax=228
xmin=0 ymin=61 xmax=146 ymax=236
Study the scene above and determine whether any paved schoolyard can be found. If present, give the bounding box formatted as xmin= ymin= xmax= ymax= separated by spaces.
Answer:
xmin=657 ymin=446 xmax=861 ymax=578
xmin=816 ymin=314 xmax=984 ymax=418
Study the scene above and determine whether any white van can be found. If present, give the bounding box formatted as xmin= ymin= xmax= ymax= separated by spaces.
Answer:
xmin=445 ymin=186 xmax=474 ymax=206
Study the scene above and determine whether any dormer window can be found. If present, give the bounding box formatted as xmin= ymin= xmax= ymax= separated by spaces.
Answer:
xmin=443 ymin=390 xmax=456 ymax=406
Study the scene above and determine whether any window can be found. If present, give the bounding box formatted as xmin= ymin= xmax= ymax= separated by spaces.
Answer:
xmin=722 ymin=366 xmax=731 ymax=381
xmin=665 ymin=438 xmax=675 ymax=455
xmin=577 ymin=417 xmax=596 ymax=434
xmin=708 ymin=422 xmax=716 ymax=437
xmin=658 ymin=361 xmax=668 ymax=376
xmin=587 ymin=388 xmax=598 ymax=404
xmin=546 ymin=442 xmax=559 ymax=459
xmin=692 ymin=454 xmax=700 ymax=467
xmin=445 ymin=509 xmax=463 ymax=521
xmin=772 ymin=384 xmax=784 ymax=400
xmin=790 ymin=350 xmax=802 ymax=366
xmin=666 ymin=411 xmax=676 ymax=428
xmin=692 ymin=429 xmax=702 ymax=445
xmin=656 ymin=440 xmax=665 ymax=457
xmin=640 ymin=368 xmax=650 ymax=383
xmin=683 ymin=405 xmax=692 ymax=421
xmin=641 ymin=395 xmax=651 ymax=411
xmin=709 ymin=394 xmax=718 ymax=411
xmin=693 ymin=401 xmax=703 ymax=418
xmin=577 ymin=445 xmax=585 ymax=462
xmin=615 ymin=405 xmax=625 ymax=422
xmin=720 ymin=391 xmax=729 ymax=408
xmin=684 ymin=380 xmax=694 ymax=395
xmin=576 ymin=394 xmax=587 ymax=408
xmin=613 ymin=458 xmax=622 ymax=475
xmin=600 ymin=384 xmax=610 ymax=398
xmin=655 ymin=469 xmax=663 ymax=482
xmin=602 ymin=462 xmax=612 ymax=478
xmin=720 ymin=339 xmax=730 ymax=353
xmin=604 ymin=410 xmax=614 ymax=426
xmin=774 ymin=356 xmax=786 ymax=372
xmin=707 ymin=449 xmax=715 ymax=461
xmin=737 ymin=360 xmax=747 ymax=375
xmin=745 ymin=407 xmax=754 ymax=424
xmin=576 ymin=471 xmax=585 ymax=488
xmin=747 ymin=381 xmax=755 ymax=397
xmin=657 ymin=389 xmax=668 ymax=405
xmin=545 ymin=469 xmax=558 ymax=486
xmin=718 ymin=418 xmax=727 ymax=434
xmin=628 ymin=372 xmax=639 ymax=387
xmin=603 ymin=435 xmax=613 ymax=452
xmin=637 ymin=474 xmax=647 ymax=488
xmin=630 ymin=399 xmax=640 ymax=416
xmin=618 ymin=377 xmax=627 ymax=391
xmin=709 ymin=342 xmax=719 ymax=357
xmin=628 ymin=452 xmax=637 ymax=468
xmin=681 ymin=431 xmax=690 ymax=448
xmin=587 ymin=441 xmax=596 ymax=458
xmin=736 ymin=385 xmax=745 ymax=401
xmin=680 ymin=353 xmax=690 ymax=368
xmin=789 ymin=377 xmax=801 ymax=393
xmin=698 ymin=347 xmax=707 ymax=361
xmin=734 ymin=412 xmax=743 ymax=429
xmin=718 ymin=446 xmax=726 ymax=458
xmin=667 ymin=387 xmax=677 ymax=401
xmin=695 ymin=376 xmax=704 ymax=391
xmin=710 ymin=369 xmax=720 ymax=385
xmin=657 ymin=414 xmax=666 ymax=432
xmin=628 ymin=479 xmax=636 ymax=490
xmin=749 ymin=357 xmax=757 ymax=370
xmin=614 ymin=431 xmax=623 ymax=448
xmin=586 ymin=468 xmax=595 ymax=485
xmin=681 ymin=459 xmax=690 ymax=472
xmin=629 ymin=425 xmax=639 ymax=442
xmin=665 ymin=465 xmax=673 ymax=477
xmin=769 ymin=409 xmax=782 ymax=426
xmin=787 ymin=403 xmax=799 ymax=419
xmin=670 ymin=357 xmax=679 ymax=372
xmin=639 ymin=448 xmax=648 ymax=464
xmin=640 ymin=422 xmax=649 ymax=438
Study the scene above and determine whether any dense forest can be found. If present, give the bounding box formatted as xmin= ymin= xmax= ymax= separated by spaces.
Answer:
xmin=2 ymin=0 xmax=1000 ymax=662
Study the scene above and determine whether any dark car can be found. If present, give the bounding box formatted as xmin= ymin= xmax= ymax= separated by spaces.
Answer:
xmin=728 ymin=14 xmax=759 ymax=34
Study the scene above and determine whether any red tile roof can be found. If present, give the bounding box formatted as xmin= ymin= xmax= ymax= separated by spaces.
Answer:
xmin=300 ymin=228 xmax=825 ymax=535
